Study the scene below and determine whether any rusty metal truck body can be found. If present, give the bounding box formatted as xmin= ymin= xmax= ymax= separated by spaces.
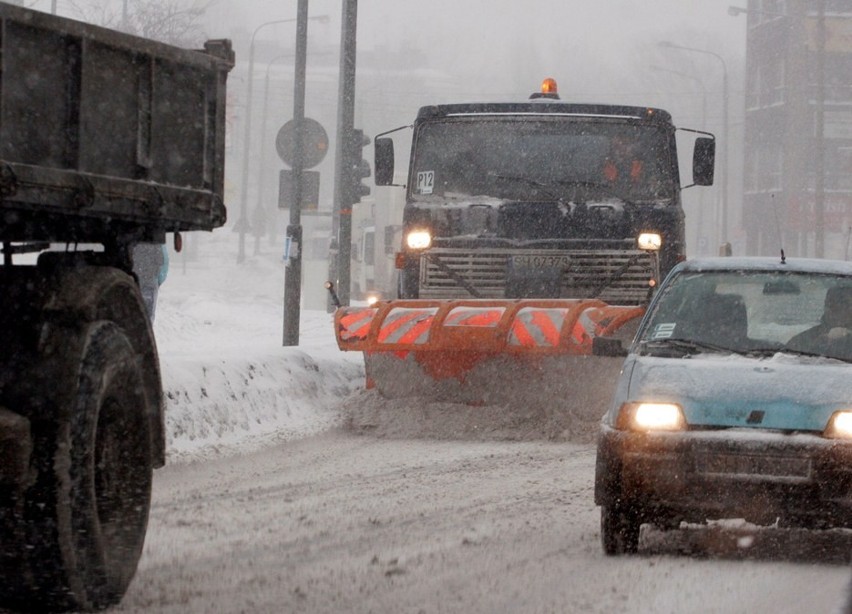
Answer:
xmin=0 ymin=4 xmax=232 ymax=610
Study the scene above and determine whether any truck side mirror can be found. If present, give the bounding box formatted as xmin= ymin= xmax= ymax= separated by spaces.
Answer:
xmin=692 ymin=137 xmax=715 ymax=186
xmin=374 ymin=137 xmax=395 ymax=186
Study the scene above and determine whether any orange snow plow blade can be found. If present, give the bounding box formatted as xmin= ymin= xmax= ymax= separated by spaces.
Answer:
xmin=334 ymin=299 xmax=645 ymax=417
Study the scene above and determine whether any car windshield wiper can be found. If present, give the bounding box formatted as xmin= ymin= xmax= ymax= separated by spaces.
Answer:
xmin=778 ymin=347 xmax=852 ymax=364
xmin=740 ymin=346 xmax=782 ymax=358
xmin=640 ymin=337 xmax=737 ymax=356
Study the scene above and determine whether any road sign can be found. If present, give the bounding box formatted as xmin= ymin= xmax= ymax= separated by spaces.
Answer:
xmin=276 ymin=118 xmax=329 ymax=169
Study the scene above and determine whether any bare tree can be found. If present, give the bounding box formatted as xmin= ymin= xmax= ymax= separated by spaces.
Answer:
xmin=123 ymin=0 xmax=213 ymax=47
xmin=66 ymin=0 xmax=216 ymax=47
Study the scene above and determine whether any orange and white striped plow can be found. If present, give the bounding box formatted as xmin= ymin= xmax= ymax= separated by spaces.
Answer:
xmin=334 ymin=299 xmax=645 ymax=408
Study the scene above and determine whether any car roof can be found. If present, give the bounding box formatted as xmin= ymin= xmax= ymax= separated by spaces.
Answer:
xmin=674 ymin=257 xmax=852 ymax=276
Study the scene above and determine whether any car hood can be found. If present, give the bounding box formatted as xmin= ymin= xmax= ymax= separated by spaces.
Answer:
xmin=626 ymin=352 xmax=852 ymax=431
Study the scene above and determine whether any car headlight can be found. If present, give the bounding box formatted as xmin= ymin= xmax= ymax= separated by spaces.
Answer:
xmin=405 ymin=229 xmax=432 ymax=250
xmin=637 ymin=232 xmax=662 ymax=251
xmin=616 ymin=402 xmax=685 ymax=432
xmin=824 ymin=411 xmax=852 ymax=439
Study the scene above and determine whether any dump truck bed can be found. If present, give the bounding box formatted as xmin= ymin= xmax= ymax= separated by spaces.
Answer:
xmin=0 ymin=3 xmax=233 ymax=244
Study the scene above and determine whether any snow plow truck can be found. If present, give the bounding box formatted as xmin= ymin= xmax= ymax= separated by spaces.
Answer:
xmin=0 ymin=4 xmax=231 ymax=611
xmin=333 ymin=79 xmax=715 ymax=424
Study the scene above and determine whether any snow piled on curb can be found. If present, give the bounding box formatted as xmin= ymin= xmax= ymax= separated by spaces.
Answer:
xmin=152 ymin=233 xmax=364 ymax=462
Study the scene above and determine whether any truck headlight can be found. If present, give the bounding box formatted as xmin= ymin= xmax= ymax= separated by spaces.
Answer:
xmin=825 ymin=411 xmax=852 ymax=439
xmin=405 ymin=230 xmax=432 ymax=250
xmin=616 ymin=402 xmax=685 ymax=432
xmin=637 ymin=233 xmax=662 ymax=251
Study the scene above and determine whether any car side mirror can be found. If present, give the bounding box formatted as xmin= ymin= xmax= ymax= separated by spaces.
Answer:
xmin=592 ymin=336 xmax=628 ymax=357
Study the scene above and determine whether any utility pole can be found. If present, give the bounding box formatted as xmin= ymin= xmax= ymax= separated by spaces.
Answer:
xmin=332 ymin=0 xmax=358 ymax=307
xmin=814 ymin=0 xmax=826 ymax=258
xmin=237 ymin=17 xmax=303 ymax=264
xmin=282 ymin=0 xmax=310 ymax=346
xmin=658 ymin=42 xmax=729 ymax=248
xmin=256 ymin=52 xmax=294 ymax=255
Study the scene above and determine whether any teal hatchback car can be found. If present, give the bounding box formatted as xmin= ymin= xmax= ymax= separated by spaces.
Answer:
xmin=594 ymin=257 xmax=852 ymax=555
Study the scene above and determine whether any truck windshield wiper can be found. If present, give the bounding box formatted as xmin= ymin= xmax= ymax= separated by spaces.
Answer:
xmin=553 ymin=179 xmax=627 ymax=202
xmin=488 ymin=174 xmax=630 ymax=204
xmin=487 ymin=173 xmax=563 ymax=201
xmin=587 ymin=252 xmax=646 ymax=299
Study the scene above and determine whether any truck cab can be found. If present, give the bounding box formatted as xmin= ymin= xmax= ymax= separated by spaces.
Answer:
xmin=374 ymin=80 xmax=715 ymax=304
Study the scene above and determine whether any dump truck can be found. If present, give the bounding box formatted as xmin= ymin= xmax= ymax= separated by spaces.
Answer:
xmin=333 ymin=79 xmax=715 ymax=422
xmin=0 ymin=4 xmax=232 ymax=611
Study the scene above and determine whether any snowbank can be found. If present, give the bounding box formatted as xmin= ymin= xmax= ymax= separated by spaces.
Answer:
xmin=154 ymin=232 xmax=363 ymax=462
xmin=153 ymin=230 xmax=608 ymax=462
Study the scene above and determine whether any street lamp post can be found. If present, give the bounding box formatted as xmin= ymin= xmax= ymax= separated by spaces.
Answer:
xmin=814 ymin=0 xmax=826 ymax=258
xmin=236 ymin=15 xmax=328 ymax=264
xmin=255 ymin=49 xmax=332 ymax=254
xmin=650 ymin=65 xmax=708 ymax=130
xmin=255 ymin=52 xmax=294 ymax=254
xmin=651 ymin=64 xmax=710 ymax=253
xmin=659 ymin=41 xmax=730 ymax=249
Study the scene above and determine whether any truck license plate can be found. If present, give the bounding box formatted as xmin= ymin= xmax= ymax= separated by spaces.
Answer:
xmin=511 ymin=254 xmax=572 ymax=268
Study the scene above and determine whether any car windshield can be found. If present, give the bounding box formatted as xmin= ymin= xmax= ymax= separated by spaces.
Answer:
xmin=638 ymin=269 xmax=852 ymax=362
xmin=410 ymin=117 xmax=676 ymax=203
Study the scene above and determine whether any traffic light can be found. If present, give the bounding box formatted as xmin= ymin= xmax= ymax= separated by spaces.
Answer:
xmin=343 ymin=128 xmax=371 ymax=205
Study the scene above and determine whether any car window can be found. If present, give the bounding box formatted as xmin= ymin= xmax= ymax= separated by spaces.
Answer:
xmin=640 ymin=270 xmax=852 ymax=359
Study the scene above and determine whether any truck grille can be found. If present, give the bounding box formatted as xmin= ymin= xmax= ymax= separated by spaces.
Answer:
xmin=419 ymin=247 xmax=655 ymax=304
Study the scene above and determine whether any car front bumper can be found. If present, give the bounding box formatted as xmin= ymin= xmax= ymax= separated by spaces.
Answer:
xmin=595 ymin=424 xmax=852 ymax=528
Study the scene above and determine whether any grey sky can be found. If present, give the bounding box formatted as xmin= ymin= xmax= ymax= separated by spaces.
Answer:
xmin=202 ymin=1 xmax=746 ymax=114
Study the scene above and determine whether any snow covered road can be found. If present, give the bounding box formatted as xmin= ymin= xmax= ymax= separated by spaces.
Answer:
xmin=116 ymin=430 xmax=851 ymax=614
xmin=103 ymin=235 xmax=852 ymax=614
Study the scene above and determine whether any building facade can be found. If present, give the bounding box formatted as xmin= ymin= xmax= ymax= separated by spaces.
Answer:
xmin=743 ymin=0 xmax=852 ymax=258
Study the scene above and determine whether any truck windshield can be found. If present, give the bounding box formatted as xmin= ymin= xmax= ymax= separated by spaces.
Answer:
xmin=410 ymin=117 xmax=675 ymax=203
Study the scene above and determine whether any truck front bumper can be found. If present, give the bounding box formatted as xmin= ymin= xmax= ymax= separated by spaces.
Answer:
xmin=595 ymin=424 xmax=852 ymax=528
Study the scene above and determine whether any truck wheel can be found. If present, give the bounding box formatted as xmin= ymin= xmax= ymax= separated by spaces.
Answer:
xmin=601 ymin=501 xmax=641 ymax=555
xmin=20 ymin=321 xmax=152 ymax=612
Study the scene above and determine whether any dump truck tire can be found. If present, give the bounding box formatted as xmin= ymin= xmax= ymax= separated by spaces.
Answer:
xmin=9 ymin=321 xmax=152 ymax=612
